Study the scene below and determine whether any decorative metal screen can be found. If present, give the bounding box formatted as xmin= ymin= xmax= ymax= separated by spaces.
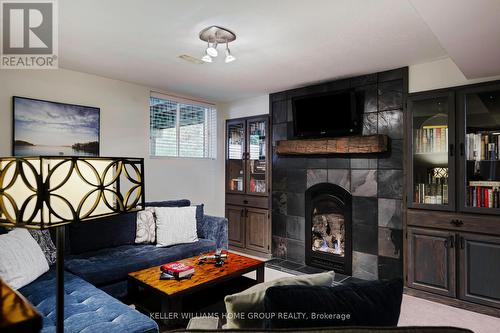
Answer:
xmin=0 ymin=156 xmax=145 ymax=229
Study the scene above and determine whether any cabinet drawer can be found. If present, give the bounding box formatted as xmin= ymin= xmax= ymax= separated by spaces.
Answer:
xmin=407 ymin=210 xmax=500 ymax=236
xmin=407 ymin=210 xmax=459 ymax=229
xmin=226 ymin=194 xmax=269 ymax=209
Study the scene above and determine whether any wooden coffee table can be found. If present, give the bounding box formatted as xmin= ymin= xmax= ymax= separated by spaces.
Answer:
xmin=127 ymin=251 xmax=265 ymax=326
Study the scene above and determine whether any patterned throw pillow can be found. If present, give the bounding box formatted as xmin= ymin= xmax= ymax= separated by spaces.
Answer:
xmin=28 ymin=229 xmax=57 ymax=265
xmin=135 ymin=207 xmax=156 ymax=244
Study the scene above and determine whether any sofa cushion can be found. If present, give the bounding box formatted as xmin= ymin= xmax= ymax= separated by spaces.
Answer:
xmin=19 ymin=268 xmax=158 ymax=333
xmin=135 ymin=207 xmax=156 ymax=244
xmin=264 ymin=278 xmax=403 ymax=329
xmin=28 ymin=229 xmax=57 ymax=265
xmin=224 ymin=271 xmax=335 ymax=329
xmin=145 ymin=199 xmax=191 ymax=207
xmin=196 ymin=204 xmax=204 ymax=236
xmin=65 ymin=239 xmax=216 ymax=286
xmin=69 ymin=213 xmax=137 ymax=255
xmin=155 ymin=206 xmax=198 ymax=247
xmin=0 ymin=228 xmax=49 ymax=290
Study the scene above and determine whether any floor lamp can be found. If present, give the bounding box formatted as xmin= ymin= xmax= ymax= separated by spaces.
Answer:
xmin=0 ymin=156 xmax=145 ymax=333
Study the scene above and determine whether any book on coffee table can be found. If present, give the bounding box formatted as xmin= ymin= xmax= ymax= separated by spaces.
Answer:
xmin=160 ymin=262 xmax=195 ymax=279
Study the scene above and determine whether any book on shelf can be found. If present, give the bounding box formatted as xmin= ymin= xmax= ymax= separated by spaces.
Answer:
xmin=466 ymin=132 xmax=500 ymax=161
xmin=160 ymin=262 xmax=195 ymax=279
xmin=414 ymin=125 xmax=448 ymax=153
xmin=469 ymin=181 xmax=500 ymax=187
xmin=467 ymin=185 xmax=500 ymax=208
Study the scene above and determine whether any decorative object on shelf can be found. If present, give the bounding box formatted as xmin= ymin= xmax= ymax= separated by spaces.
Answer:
xmin=414 ymin=167 xmax=449 ymax=205
xmin=199 ymin=249 xmax=228 ymax=267
xmin=199 ymin=26 xmax=236 ymax=63
xmin=0 ymin=156 xmax=145 ymax=333
xmin=13 ymin=97 xmax=100 ymax=157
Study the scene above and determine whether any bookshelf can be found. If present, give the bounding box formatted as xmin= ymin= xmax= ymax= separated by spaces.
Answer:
xmin=408 ymin=91 xmax=454 ymax=210
xmin=461 ymin=84 xmax=500 ymax=212
xmin=406 ymin=80 xmax=500 ymax=317
xmin=225 ymin=115 xmax=271 ymax=257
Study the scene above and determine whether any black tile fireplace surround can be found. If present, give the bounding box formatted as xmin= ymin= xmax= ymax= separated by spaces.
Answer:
xmin=305 ymin=183 xmax=352 ymax=275
xmin=270 ymin=67 xmax=407 ymax=280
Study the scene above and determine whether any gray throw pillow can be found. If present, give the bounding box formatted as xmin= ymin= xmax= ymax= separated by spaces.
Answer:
xmin=28 ymin=229 xmax=57 ymax=265
xmin=135 ymin=207 xmax=156 ymax=244
xmin=224 ymin=271 xmax=335 ymax=329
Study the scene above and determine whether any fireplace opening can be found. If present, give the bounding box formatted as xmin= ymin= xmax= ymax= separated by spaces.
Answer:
xmin=305 ymin=183 xmax=352 ymax=275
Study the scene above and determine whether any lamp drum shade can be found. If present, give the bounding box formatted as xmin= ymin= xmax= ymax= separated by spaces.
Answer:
xmin=0 ymin=157 xmax=145 ymax=229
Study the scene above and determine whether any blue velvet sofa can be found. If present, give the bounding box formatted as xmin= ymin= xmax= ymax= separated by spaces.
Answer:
xmin=18 ymin=199 xmax=228 ymax=333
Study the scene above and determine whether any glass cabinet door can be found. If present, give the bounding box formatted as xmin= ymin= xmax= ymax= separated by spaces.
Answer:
xmin=227 ymin=121 xmax=245 ymax=193
xmin=246 ymin=118 xmax=268 ymax=195
xmin=409 ymin=92 xmax=455 ymax=210
xmin=460 ymin=84 xmax=500 ymax=213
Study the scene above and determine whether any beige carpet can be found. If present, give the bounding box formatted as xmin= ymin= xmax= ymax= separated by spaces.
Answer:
xmin=398 ymin=294 xmax=500 ymax=333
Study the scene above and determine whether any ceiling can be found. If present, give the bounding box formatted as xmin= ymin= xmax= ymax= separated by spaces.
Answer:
xmin=57 ymin=1 xmax=496 ymax=103
xmin=409 ymin=0 xmax=500 ymax=79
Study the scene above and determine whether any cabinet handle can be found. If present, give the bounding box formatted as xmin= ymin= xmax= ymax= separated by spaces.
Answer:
xmin=449 ymin=235 xmax=455 ymax=248
xmin=243 ymin=200 xmax=249 ymax=204
xmin=245 ymin=208 xmax=249 ymax=217
xmin=460 ymin=236 xmax=465 ymax=250
xmin=460 ymin=143 xmax=465 ymax=156
xmin=240 ymin=209 xmax=245 ymax=217
xmin=449 ymin=144 xmax=454 ymax=157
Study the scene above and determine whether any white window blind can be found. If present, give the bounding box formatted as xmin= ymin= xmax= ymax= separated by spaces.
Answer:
xmin=150 ymin=94 xmax=216 ymax=158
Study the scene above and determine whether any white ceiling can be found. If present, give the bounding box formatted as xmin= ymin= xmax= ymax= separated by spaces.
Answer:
xmin=58 ymin=1 xmax=459 ymax=102
xmin=410 ymin=0 xmax=500 ymax=79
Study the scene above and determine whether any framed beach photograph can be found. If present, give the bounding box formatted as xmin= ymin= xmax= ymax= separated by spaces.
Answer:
xmin=13 ymin=96 xmax=100 ymax=157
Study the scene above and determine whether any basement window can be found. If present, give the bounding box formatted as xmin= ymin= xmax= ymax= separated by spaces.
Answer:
xmin=150 ymin=93 xmax=217 ymax=159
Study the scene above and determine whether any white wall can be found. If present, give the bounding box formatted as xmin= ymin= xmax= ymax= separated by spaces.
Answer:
xmin=409 ymin=57 xmax=500 ymax=92
xmin=220 ymin=95 xmax=269 ymax=119
xmin=0 ymin=69 xmax=225 ymax=216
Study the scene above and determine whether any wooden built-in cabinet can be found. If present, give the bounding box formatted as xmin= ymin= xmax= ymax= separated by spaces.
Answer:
xmin=405 ymin=80 xmax=500 ymax=317
xmin=459 ymin=233 xmax=500 ymax=309
xmin=407 ymin=227 xmax=456 ymax=298
xmin=225 ymin=115 xmax=271 ymax=257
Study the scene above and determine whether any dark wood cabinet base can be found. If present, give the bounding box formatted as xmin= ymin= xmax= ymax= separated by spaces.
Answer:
xmin=404 ymin=287 xmax=500 ymax=318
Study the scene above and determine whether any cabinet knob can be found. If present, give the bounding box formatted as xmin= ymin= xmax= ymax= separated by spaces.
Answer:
xmin=243 ymin=200 xmax=249 ymax=204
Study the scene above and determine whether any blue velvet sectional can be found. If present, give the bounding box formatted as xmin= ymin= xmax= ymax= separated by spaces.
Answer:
xmin=18 ymin=200 xmax=228 ymax=333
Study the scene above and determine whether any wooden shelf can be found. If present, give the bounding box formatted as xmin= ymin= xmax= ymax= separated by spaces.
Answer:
xmin=276 ymin=134 xmax=388 ymax=155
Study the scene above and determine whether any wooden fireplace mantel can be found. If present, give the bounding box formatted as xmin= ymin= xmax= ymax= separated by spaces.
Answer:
xmin=276 ymin=134 xmax=389 ymax=155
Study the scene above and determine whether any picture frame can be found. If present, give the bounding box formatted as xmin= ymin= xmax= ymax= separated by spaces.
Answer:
xmin=12 ymin=96 xmax=100 ymax=157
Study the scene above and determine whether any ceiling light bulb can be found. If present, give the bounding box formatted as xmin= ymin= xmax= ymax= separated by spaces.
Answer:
xmin=201 ymin=54 xmax=212 ymax=63
xmin=225 ymin=48 xmax=236 ymax=63
xmin=207 ymin=46 xmax=218 ymax=57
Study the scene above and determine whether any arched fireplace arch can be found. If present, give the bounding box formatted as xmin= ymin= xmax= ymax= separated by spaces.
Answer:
xmin=305 ymin=182 xmax=352 ymax=275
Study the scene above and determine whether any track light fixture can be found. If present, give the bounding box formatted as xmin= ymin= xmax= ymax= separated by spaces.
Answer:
xmin=199 ymin=26 xmax=236 ymax=64
xmin=207 ymin=40 xmax=218 ymax=57
xmin=225 ymin=42 xmax=235 ymax=63
xmin=201 ymin=53 xmax=212 ymax=63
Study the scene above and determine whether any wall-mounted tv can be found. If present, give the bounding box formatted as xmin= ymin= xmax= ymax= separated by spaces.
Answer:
xmin=292 ymin=90 xmax=361 ymax=138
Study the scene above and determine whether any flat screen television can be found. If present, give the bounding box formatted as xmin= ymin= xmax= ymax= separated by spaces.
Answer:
xmin=292 ymin=90 xmax=361 ymax=138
